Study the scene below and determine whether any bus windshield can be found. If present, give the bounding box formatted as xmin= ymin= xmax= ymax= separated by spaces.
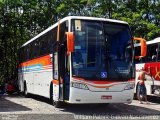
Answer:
xmin=72 ymin=20 xmax=134 ymax=80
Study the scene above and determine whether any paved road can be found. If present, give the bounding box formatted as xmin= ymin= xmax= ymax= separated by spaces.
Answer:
xmin=0 ymin=95 xmax=159 ymax=120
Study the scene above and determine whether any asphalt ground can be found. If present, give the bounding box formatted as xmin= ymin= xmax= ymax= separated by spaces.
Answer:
xmin=0 ymin=94 xmax=160 ymax=120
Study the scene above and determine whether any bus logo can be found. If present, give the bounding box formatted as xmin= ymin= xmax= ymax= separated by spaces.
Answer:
xmin=101 ymin=72 xmax=107 ymax=78
xmin=155 ymin=72 xmax=160 ymax=79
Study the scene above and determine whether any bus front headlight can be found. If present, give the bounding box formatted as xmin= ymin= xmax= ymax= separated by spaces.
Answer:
xmin=124 ymin=83 xmax=135 ymax=90
xmin=71 ymin=82 xmax=89 ymax=90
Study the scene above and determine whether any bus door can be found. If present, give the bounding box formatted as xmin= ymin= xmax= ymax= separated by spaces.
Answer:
xmin=58 ymin=41 xmax=70 ymax=101
xmin=53 ymin=52 xmax=59 ymax=101
xmin=53 ymin=21 xmax=70 ymax=102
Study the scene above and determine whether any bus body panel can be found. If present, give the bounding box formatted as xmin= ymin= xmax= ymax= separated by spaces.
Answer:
xmin=26 ymin=72 xmax=34 ymax=94
xmin=69 ymin=86 xmax=134 ymax=104
xmin=19 ymin=54 xmax=53 ymax=98
xmin=71 ymin=77 xmax=134 ymax=92
xmin=52 ymin=80 xmax=59 ymax=101
xmin=52 ymin=52 xmax=59 ymax=101
xmin=68 ymin=77 xmax=134 ymax=104
xmin=33 ymin=69 xmax=52 ymax=98
xmin=144 ymin=62 xmax=160 ymax=81
xmin=18 ymin=72 xmax=24 ymax=92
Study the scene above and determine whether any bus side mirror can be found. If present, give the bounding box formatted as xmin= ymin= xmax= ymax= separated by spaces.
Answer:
xmin=66 ymin=32 xmax=74 ymax=53
xmin=134 ymin=37 xmax=147 ymax=59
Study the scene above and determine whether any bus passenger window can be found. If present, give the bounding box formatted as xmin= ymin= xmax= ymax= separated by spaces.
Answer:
xmin=152 ymin=55 xmax=156 ymax=61
xmin=148 ymin=43 xmax=158 ymax=62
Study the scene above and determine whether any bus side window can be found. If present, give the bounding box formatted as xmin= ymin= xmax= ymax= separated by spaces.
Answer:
xmin=37 ymin=40 xmax=41 ymax=57
xmin=48 ymin=31 xmax=53 ymax=54
xmin=31 ymin=41 xmax=36 ymax=59
xmin=29 ymin=42 xmax=35 ymax=59
xmin=20 ymin=48 xmax=24 ymax=62
xmin=59 ymin=22 xmax=68 ymax=43
xmin=51 ymin=27 xmax=58 ymax=53
xmin=39 ymin=35 xmax=46 ymax=56
xmin=152 ymin=55 xmax=156 ymax=61
xmin=157 ymin=43 xmax=160 ymax=61
xmin=43 ymin=34 xmax=48 ymax=55
xmin=135 ymin=46 xmax=142 ymax=63
xmin=34 ymin=40 xmax=39 ymax=59
xmin=146 ymin=47 xmax=151 ymax=62
xmin=149 ymin=43 xmax=158 ymax=62
xmin=26 ymin=46 xmax=30 ymax=61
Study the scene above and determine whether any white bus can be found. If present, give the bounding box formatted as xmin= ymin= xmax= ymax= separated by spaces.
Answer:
xmin=18 ymin=16 xmax=146 ymax=107
xmin=134 ymin=37 xmax=160 ymax=97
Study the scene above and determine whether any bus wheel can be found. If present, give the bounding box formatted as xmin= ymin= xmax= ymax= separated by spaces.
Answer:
xmin=50 ymin=83 xmax=64 ymax=108
xmin=54 ymin=101 xmax=63 ymax=108
xmin=136 ymin=83 xmax=139 ymax=100
xmin=50 ymin=83 xmax=54 ymax=105
xmin=24 ymin=82 xmax=29 ymax=97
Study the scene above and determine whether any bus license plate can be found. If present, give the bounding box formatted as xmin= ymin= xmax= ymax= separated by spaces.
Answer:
xmin=101 ymin=95 xmax=112 ymax=99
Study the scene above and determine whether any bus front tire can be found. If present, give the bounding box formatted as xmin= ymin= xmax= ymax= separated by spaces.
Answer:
xmin=50 ymin=83 xmax=64 ymax=108
xmin=136 ymin=83 xmax=140 ymax=100
xmin=54 ymin=101 xmax=63 ymax=108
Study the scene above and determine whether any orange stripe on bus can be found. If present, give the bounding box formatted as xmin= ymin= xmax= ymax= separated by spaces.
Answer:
xmin=72 ymin=77 xmax=123 ymax=84
xmin=73 ymin=77 xmax=134 ymax=84
xmin=85 ymin=83 xmax=114 ymax=88
xmin=20 ymin=55 xmax=52 ymax=67
xmin=52 ymin=80 xmax=59 ymax=85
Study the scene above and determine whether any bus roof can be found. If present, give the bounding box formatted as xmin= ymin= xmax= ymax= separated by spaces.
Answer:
xmin=21 ymin=16 xmax=128 ymax=48
xmin=147 ymin=37 xmax=160 ymax=45
xmin=134 ymin=37 xmax=160 ymax=47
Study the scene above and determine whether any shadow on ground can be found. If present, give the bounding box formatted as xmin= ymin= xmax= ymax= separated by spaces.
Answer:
xmin=30 ymin=94 xmax=160 ymax=116
xmin=0 ymin=95 xmax=32 ymax=112
xmin=60 ymin=103 xmax=160 ymax=116
xmin=60 ymin=95 xmax=160 ymax=116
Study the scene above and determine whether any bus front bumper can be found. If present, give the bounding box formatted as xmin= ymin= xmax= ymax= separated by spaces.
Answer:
xmin=68 ymin=88 xmax=134 ymax=104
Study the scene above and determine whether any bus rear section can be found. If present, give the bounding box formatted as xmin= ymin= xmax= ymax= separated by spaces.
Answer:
xmin=134 ymin=37 xmax=160 ymax=97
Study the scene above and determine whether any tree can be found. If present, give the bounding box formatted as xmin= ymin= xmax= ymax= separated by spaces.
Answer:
xmin=0 ymin=0 xmax=159 ymax=84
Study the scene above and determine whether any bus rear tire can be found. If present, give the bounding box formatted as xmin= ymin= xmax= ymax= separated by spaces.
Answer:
xmin=24 ymin=82 xmax=29 ymax=97
xmin=50 ymin=83 xmax=54 ymax=105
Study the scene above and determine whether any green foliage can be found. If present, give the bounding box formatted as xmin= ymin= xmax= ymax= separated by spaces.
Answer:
xmin=111 ymin=0 xmax=160 ymax=40
xmin=0 ymin=0 xmax=159 ymax=82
